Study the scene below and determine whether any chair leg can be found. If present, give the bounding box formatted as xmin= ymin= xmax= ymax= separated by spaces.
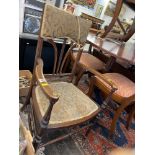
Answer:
xmin=74 ymin=69 xmax=85 ymax=86
xmin=33 ymin=134 xmax=42 ymax=151
xmin=109 ymin=103 xmax=130 ymax=137
xmin=87 ymin=76 xmax=95 ymax=97
xmin=126 ymin=105 xmax=135 ymax=130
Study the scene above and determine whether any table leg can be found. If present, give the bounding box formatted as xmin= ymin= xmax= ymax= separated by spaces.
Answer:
xmin=88 ymin=44 xmax=93 ymax=54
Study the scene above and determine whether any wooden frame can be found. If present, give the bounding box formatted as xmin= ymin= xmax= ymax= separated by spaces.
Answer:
xmin=20 ymin=118 xmax=35 ymax=155
xmin=20 ymin=4 xmax=101 ymax=152
xmin=97 ymin=0 xmax=135 ymax=42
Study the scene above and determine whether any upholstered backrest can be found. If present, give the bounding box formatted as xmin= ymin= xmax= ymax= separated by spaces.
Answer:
xmin=40 ymin=4 xmax=92 ymax=44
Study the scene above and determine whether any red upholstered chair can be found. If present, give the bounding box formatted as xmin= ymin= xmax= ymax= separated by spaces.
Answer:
xmin=87 ymin=72 xmax=135 ymax=137
xmin=70 ymin=0 xmax=124 ymax=85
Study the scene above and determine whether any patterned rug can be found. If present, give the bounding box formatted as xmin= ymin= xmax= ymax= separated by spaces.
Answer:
xmin=20 ymin=75 xmax=135 ymax=155
xmin=74 ymin=78 xmax=135 ymax=155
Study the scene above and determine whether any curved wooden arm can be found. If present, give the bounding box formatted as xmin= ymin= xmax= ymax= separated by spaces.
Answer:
xmin=35 ymin=58 xmax=59 ymax=102
xmin=79 ymin=63 xmax=118 ymax=90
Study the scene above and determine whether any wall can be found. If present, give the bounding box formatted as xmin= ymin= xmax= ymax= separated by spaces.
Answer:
xmin=69 ymin=0 xmax=105 ymax=17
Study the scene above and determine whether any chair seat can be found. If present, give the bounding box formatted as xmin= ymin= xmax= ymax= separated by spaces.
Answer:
xmin=73 ymin=52 xmax=105 ymax=71
xmin=95 ymin=73 xmax=135 ymax=98
xmin=33 ymin=82 xmax=99 ymax=128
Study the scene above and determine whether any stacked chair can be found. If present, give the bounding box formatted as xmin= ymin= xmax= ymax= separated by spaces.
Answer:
xmin=70 ymin=0 xmax=135 ymax=137
xmin=70 ymin=0 xmax=124 ymax=85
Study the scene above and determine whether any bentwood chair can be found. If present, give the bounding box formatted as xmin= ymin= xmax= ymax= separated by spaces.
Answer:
xmin=70 ymin=0 xmax=125 ymax=85
xmin=21 ymin=4 xmax=100 ymax=151
xmin=87 ymin=72 xmax=135 ymax=137
xmin=98 ymin=0 xmax=135 ymax=42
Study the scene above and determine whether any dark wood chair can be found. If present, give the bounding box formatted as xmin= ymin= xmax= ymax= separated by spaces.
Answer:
xmin=98 ymin=0 xmax=135 ymax=42
xmin=70 ymin=0 xmax=125 ymax=85
xmin=87 ymin=72 xmax=135 ymax=137
xmin=20 ymin=4 xmax=100 ymax=151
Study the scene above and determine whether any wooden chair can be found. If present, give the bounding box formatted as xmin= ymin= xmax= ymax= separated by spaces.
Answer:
xmin=87 ymin=72 xmax=135 ymax=137
xmin=20 ymin=4 xmax=100 ymax=151
xmin=98 ymin=0 xmax=135 ymax=42
xmin=70 ymin=0 xmax=124 ymax=85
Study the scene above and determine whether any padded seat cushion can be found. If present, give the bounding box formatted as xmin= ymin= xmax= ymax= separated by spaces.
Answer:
xmin=33 ymin=82 xmax=99 ymax=128
xmin=96 ymin=73 xmax=135 ymax=98
xmin=73 ymin=52 xmax=105 ymax=70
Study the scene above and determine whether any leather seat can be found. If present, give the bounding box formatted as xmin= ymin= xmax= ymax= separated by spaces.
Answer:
xmin=95 ymin=73 xmax=135 ymax=103
xmin=72 ymin=52 xmax=105 ymax=71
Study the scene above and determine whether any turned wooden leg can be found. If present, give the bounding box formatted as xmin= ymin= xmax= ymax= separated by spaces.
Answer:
xmin=126 ymin=104 xmax=135 ymax=130
xmin=33 ymin=134 xmax=42 ymax=151
xmin=32 ymin=98 xmax=55 ymax=151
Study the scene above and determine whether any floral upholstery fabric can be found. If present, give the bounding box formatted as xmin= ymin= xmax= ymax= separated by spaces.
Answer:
xmin=41 ymin=4 xmax=92 ymax=44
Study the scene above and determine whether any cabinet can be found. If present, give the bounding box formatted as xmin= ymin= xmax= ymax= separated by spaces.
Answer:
xmin=19 ymin=38 xmax=70 ymax=74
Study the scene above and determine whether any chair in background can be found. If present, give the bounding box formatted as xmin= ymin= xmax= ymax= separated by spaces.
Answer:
xmin=87 ymin=72 xmax=135 ymax=137
xmin=21 ymin=4 xmax=100 ymax=151
xmin=98 ymin=0 xmax=135 ymax=41
xmin=70 ymin=0 xmax=125 ymax=85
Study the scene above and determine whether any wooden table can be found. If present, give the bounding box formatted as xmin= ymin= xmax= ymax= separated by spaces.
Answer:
xmin=87 ymin=32 xmax=135 ymax=67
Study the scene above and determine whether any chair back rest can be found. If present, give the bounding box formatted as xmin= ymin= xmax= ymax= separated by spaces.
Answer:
xmin=35 ymin=4 xmax=92 ymax=74
xmin=106 ymin=18 xmax=135 ymax=42
xmin=40 ymin=4 xmax=92 ymax=44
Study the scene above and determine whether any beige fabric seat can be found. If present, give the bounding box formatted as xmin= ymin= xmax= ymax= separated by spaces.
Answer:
xmin=33 ymin=82 xmax=99 ymax=128
xmin=72 ymin=52 xmax=105 ymax=71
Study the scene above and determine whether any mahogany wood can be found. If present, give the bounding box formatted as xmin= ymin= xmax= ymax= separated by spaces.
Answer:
xmin=87 ymin=32 xmax=135 ymax=65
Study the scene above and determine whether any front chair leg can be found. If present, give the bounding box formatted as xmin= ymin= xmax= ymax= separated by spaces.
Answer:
xmin=109 ymin=103 xmax=130 ymax=137
xmin=33 ymin=134 xmax=43 ymax=151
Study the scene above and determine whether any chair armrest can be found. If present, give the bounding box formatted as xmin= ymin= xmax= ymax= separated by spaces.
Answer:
xmin=35 ymin=58 xmax=59 ymax=102
xmin=80 ymin=65 xmax=118 ymax=91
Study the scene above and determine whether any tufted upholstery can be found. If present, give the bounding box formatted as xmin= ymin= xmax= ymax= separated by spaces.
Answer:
xmin=95 ymin=73 xmax=135 ymax=98
xmin=33 ymin=82 xmax=99 ymax=128
xmin=72 ymin=52 xmax=105 ymax=71
xmin=41 ymin=4 xmax=92 ymax=44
